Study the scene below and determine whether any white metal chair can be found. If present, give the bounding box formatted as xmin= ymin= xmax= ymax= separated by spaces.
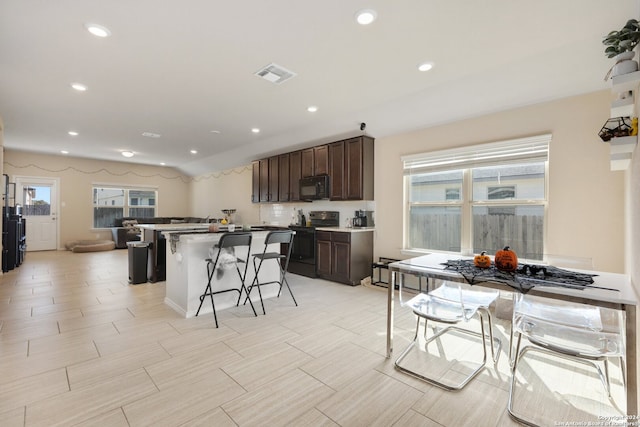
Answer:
xmin=195 ymin=232 xmax=256 ymax=328
xmin=395 ymin=279 xmax=502 ymax=390
xmin=242 ymin=230 xmax=296 ymax=315
xmin=508 ymin=294 xmax=626 ymax=425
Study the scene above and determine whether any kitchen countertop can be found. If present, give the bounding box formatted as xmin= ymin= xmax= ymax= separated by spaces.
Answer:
xmin=316 ymin=226 xmax=375 ymax=232
xmin=139 ymin=223 xmax=287 ymax=234
xmin=138 ymin=223 xmax=210 ymax=231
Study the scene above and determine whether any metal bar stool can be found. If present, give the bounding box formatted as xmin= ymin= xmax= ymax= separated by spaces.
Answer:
xmin=242 ymin=230 xmax=296 ymax=315
xmin=195 ymin=232 xmax=256 ymax=328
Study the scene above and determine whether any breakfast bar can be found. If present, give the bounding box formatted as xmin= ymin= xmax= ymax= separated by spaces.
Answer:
xmin=160 ymin=228 xmax=280 ymax=318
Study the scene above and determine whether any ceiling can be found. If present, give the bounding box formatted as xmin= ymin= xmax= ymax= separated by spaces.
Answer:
xmin=1 ymin=1 xmax=638 ymax=177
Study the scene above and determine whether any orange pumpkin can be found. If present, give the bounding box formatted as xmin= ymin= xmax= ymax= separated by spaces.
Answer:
xmin=473 ymin=251 xmax=491 ymax=268
xmin=495 ymin=246 xmax=518 ymax=272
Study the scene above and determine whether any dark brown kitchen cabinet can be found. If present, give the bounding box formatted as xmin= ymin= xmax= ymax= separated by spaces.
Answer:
xmin=251 ymin=161 xmax=260 ymax=203
xmin=316 ymin=230 xmax=373 ymax=286
xmin=268 ymin=156 xmax=279 ymax=201
xmin=277 ymin=153 xmax=290 ymax=202
xmin=251 ymin=135 xmax=374 ymax=203
xmin=258 ymin=158 xmax=269 ymax=202
xmin=256 ymin=156 xmax=279 ymax=202
xmin=328 ymin=141 xmax=345 ymax=200
xmin=328 ymin=136 xmax=374 ymax=201
xmin=301 ymin=148 xmax=314 ymax=178
xmin=345 ymin=136 xmax=374 ymax=200
xmin=289 ymin=150 xmax=302 ymax=201
xmin=316 ymin=235 xmax=332 ymax=278
xmin=314 ymin=145 xmax=328 ymax=176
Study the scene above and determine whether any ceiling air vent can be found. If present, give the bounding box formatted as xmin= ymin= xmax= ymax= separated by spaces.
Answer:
xmin=254 ymin=63 xmax=297 ymax=84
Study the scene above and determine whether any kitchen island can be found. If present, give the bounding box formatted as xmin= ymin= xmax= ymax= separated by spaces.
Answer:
xmin=161 ymin=228 xmax=280 ymax=318
xmin=138 ymin=223 xmax=211 ymax=283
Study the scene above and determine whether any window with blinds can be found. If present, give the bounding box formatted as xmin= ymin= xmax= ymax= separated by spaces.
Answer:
xmin=402 ymin=134 xmax=550 ymax=260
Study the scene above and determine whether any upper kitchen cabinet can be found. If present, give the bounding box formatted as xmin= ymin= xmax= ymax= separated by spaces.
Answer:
xmin=251 ymin=135 xmax=374 ymax=203
xmin=252 ymin=156 xmax=279 ymax=203
xmin=258 ymin=158 xmax=270 ymax=202
xmin=251 ymin=161 xmax=260 ymax=203
xmin=289 ymin=150 xmax=302 ymax=201
xmin=328 ymin=141 xmax=345 ymax=199
xmin=301 ymin=148 xmax=315 ymax=178
xmin=346 ymin=136 xmax=374 ymax=200
xmin=329 ymin=136 xmax=374 ymax=201
xmin=314 ymin=145 xmax=329 ymax=176
xmin=268 ymin=156 xmax=279 ymax=201
xmin=277 ymin=153 xmax=291 ymax=202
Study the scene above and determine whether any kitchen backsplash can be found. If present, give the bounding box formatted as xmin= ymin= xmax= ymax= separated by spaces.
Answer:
xmin=259 ymin=200 xmax=376 ymax=227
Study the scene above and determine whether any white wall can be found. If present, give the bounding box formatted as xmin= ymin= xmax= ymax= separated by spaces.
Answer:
xmin=189 ymin=166 xmax=260 ymax=225
xmin=374 ymin=90 xmax=627 ymax=273
xmin=630 ymin=138 xmax=639 ymax=285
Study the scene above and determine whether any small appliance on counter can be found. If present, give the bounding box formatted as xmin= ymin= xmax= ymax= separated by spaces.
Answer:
xmin=352 ymin=210 xmax=374 ymax=228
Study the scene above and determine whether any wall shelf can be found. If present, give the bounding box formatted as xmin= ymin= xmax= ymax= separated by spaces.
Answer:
xmin=611 ymin=70 xmax=640 ymax=93
xmin=608 ymin=135 xmax=637 ymax=171
xmin=608 ymin=71 xmax=640 ymax=170
xmin=611 ymin=96 xmax=635 ymax=117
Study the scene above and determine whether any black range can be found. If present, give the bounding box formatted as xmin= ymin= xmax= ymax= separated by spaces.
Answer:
xmin=287 ymin=211 xmax=339 ymax=278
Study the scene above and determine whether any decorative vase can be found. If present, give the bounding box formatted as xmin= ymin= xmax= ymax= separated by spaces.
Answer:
xmin=612 ymin=51 xmax=638 ymax=77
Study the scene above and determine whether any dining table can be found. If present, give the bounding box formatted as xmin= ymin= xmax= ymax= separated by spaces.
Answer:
xmin=385 ymin=253 xmax=639 ymax=415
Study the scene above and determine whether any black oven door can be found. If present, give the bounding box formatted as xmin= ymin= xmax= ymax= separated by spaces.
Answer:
xmin=288 ymin=226 xmax=317 ymax=277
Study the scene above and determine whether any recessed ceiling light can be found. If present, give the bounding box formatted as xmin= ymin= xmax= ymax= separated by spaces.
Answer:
xmin=190 ymin=149 xmax=198 ymax=154
xmin=210 ymin=130 xmax=221 ymax=134
xmin=307 ymin=106 xmax=318 ymax=113
xmin=142 ymin=132 xmax=161 ymax=138
xmin=418 ymin=62 xmax=434 ymax=72
xmin=121 ymin=151 xmax=134 ymax=158
xmin=160 ymin=162 xmax=166 ymax=166
xmin=251 ymin=128 xmax=260 ymax=134
xmin=68 ymin=131 xmax=79 ymax=136
xmin=60 ymin=150 xmax=69 ymax=154
xmin=356 ymin=9 xmax=377 ymax=25
xmin=84 ymin=23 xmax=111 ymax=38
xmin=71 ymin=83 xmax=87 ymax=92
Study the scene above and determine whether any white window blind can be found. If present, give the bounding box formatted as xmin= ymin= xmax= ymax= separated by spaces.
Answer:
xmin=402 ymin=134 xmax=551 ymax=175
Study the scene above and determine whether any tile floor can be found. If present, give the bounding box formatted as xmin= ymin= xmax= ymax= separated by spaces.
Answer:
xmin=0 ymin=250 xmax=627 ymax=426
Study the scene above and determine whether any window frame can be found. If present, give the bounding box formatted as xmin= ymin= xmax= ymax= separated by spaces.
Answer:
xmin=402 ymin=135 xmax=549 ymax=260
xmin=92 ymin=185 xmax=158 ymax=229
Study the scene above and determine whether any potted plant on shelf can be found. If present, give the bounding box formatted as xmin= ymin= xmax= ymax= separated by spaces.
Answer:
xmin=604 ymin=19 xmax=640 ymax=80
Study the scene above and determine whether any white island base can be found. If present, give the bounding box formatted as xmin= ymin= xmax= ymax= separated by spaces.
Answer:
xmin=163 ymin=230 xmax=281 ymax=318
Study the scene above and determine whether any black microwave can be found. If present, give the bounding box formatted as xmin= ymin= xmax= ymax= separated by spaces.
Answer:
xmin=300 ymin=175 xmax=329 ymax=200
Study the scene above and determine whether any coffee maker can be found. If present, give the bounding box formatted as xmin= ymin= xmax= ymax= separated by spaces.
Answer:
xmin=352 ymin=210 xmax=374 ymax=228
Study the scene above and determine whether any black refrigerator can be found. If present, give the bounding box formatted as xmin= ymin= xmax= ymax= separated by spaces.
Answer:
xmin=2 ymin=176 xmax=26 ymax=272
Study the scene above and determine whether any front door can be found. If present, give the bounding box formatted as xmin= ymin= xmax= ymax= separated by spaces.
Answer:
xmin=15 ymin=177 xmax=59 ymax=251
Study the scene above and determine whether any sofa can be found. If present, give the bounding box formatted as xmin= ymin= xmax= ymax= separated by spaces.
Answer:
xmin=111 ymin=216 xmax=209 ymax=249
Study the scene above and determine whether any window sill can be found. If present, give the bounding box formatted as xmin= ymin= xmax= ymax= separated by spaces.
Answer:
xmin=400 ymin=248 xmax=468 ymax=257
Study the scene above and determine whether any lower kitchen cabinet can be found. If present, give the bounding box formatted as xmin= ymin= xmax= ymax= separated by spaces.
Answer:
xmin=316 ymin=230 xmax=373 ymax=286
